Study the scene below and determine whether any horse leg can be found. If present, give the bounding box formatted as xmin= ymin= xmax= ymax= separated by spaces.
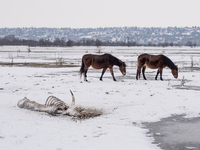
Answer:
xmin=109 ymin=67 xmax=116 ymax=81
xmin=155 ymin=70 xmax=159 ymax=80
xmin=142 ymin=66 xmax=147 ymax=80
xmin=159 ymin=69 xmax=163 ymax=81
xmin=136 ymin=66 xmax=142 ymax=80
xmin=136 ymin=70 xmax=141 ymax=80
xmin=136 ymin=67 xmax=140 ymax=80
xmin=84 ymin=68 xmax=89 ymax=82
xmin=100 ymin=68 xmax=107 ymax=81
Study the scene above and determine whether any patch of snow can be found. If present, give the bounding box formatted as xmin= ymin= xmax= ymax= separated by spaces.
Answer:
xmin=0 ymin=46 xmax=200 ymax=150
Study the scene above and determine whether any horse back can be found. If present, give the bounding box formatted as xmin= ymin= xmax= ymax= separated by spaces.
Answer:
xmin=92 ymin=54 xmax=111 ymax=69
xmin=137 ymin=53 xmax=151 ymax=64
xmin=82 ymin=53 xmax=111 ymax=69
xmin=138 ymin=53 xmax=165 ymax=68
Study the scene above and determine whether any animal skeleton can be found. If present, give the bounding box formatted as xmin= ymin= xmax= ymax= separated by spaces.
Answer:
xmin=17 ymin=91 xmax=101 ymax=119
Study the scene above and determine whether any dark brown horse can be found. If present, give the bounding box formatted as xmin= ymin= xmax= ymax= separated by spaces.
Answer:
xmin=80 ymin=53 xmax=126 ymax=81
xmin=136 ymin=53 xmax=178 ymax=80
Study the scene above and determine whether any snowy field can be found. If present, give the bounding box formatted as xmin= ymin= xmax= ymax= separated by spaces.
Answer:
xmin=0 ymin=46 xmax=200 ymax=150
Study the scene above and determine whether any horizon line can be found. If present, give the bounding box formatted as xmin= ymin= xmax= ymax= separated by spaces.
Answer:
xmin=0 ymin=26 xmax=199 ymax=29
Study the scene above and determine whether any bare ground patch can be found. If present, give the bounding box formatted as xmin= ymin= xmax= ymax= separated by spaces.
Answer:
xmin=172 ymin=85 xmax=200 ymax=91
xmin=179 ymin=67 xmax=200 ymax=72
xmin=0 ymin=62 xmax=80 ymax=68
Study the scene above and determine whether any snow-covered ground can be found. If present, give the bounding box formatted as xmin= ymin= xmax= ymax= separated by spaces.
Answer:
xmin=0 ymin=46 xmax=200 ymax=150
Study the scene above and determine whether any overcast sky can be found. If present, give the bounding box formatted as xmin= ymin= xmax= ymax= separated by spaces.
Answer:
xmin=0 ymin=0 xmax=199 ymax=28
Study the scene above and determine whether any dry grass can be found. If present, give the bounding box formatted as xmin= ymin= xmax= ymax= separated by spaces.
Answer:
xmin=179 ymin=67 xmax=200 ymax=72
xmin=0 ymin=62 xmax=79 ymax=68
xmin=73 ymin=106 xmax=102 ymax=119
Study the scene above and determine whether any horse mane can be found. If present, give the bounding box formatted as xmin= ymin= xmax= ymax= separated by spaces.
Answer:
xmin=106 ymin=53 xmax=123 ymax=66
xmin=163 ymin=55 xmax=176 ymax=69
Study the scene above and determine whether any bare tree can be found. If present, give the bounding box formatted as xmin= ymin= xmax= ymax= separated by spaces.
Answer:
xmin=95 ymin=39 xmax=102 ymax=47
xmin=66 ymin=39 xmax=74 ymax=47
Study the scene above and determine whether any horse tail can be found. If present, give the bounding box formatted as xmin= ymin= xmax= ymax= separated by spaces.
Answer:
xmin=79 ymin=58 xmax=85 ymax=77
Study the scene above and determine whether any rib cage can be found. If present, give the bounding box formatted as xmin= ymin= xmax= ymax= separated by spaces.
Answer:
xmin=45 ymin=96 xmax=69 ymax=110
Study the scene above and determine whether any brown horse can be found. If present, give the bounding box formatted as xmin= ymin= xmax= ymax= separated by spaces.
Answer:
xmin=136 ymin=53 xmax=178 ymax=80
xmin=80 ymin=53 xmax=126 ymax=81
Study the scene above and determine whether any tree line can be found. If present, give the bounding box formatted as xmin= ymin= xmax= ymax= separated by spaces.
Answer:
xmin=0 ymin=36 xmax=197 ymax=47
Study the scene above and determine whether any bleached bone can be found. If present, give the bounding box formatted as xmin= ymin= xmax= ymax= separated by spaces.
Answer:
xmin=17 ymin=91 xmax=102 ymax=119
xmin=45 ymin=96 xmax=69 ymax=110
xmin=17 ymin=97 xmax=58 ymax=115
xmin=70 ymin=90 xmax=75 ymax=105
xmin=45 ymin=90 xmax=75 ymax=110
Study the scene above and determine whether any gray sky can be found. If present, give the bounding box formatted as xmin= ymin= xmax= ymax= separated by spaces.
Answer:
xmin=0 ymin=0 xmax=199 ymax=28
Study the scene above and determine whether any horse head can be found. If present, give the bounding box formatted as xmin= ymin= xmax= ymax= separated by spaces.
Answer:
xmin=172 ymin=65 xmax=178 ymax=78
xmin=119 ymin=62 xmax=126 ymax=75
